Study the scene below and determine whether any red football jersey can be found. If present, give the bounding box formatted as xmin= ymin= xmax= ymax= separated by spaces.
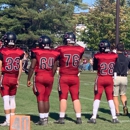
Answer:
xmin=56 ymin=45 xmax=84 ymax=75
xmin=31 ymin=48 xmax=60 ymax=75
xmin=93 ymin=52 xmax=118 ymax=76
xmin=0 ymin=47 xmax=24 ymax=75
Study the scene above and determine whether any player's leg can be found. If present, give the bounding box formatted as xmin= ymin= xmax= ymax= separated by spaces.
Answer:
xmin=120 ymin=77 xmax=128 ymax=115
xmin=88 ymin=89 xmax=103 ymax=122
xmin=120 ymin=94 xmax=127 ymax=107
xmin=9 ymin=81 xmax=17 ymax=117
xmin=113 ymin=76 xmax=120 ymax=115
xmin=43 ymin=76 xmax=54 ymax=124
xmin=105 ymin=79 xmax=119 ymax=123
xmin=33 ymin=78 xmax=46 ymax=125
xmin=69 ymin=76 xmax=82 ymax=124
xmin=73 ymin=100 xmax=82 ymax=124
xmin=9 ymin=95 xmax=16 ymax=115
xmin=43 ymin=101 xmax=49 ymax=122
xmin=0 ymin=75 xmax=11 ymax=126
xmin=54 ymin=76 xmax=69 ymax=124
xmin=113 ymin=85 xmax=120 ymax=115
xmin=88 ymin=77 xmax=103 ymax=124
xmin=121 ymin=94 xmax=128 ymax=115
xmin=0 ymin=95 xmax=10 ymax=126
xmin=36 ymin=101 xmax=46 ymax=125
xmin=57 ymin=99 xmax=67 ymax=123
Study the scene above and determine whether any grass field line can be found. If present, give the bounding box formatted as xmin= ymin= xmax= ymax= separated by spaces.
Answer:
xmin=0 ymin=111 xmax=126 ymax=114
xmin=19 ymin=83 xmax=130 ymax=109
xmin=80 ymin=80 xmax=130 ymax=89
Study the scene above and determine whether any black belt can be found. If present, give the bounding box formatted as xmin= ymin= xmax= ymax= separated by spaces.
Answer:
xmin=117 ymin=75 xmax=127 ymax=77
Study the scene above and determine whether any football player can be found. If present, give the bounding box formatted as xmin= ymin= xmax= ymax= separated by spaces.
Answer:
xmin=0 ymin=32 xmax=24 ymax=126
xmin=87 ymin=40 xmax=119 ymax=124
xmin=24 ymin=41 xmax=39 ymax=75
xmin=54 ymin=32 xmax=85 ymax=124
xmin=27 ymin=35 xmax=60 ymax=125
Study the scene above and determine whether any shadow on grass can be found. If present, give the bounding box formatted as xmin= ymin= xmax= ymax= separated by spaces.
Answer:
xmin=49 ymin=112 xmax=76 ymax=123
xmin=98 ymin=108 xmax=130 ymax=120
xmin=49 ymin=112 xmax=59 ymax=120
xmin=128 ymin=113 xmax=130 ymax=118
xmin=82 ymin=113 xmax=92 ymax=120
xmin=29 ymin=114 xmax=39 ymax=123
xmin=0 ymin=115 xmax=5 ymax=123
xmin=30 ymin=112 xmax=76 ymax=123
xmin=99 ymin=108 xmax=111 ymax=115
xmin=82 ymin=113 xmax=112 ymax=123
xmin=29 ymin=112 xmax=59 ymax=123
xmin=97 ymin=108 xmax=112 ymax=122
xmin=97 ymin=115 xmax=112 ymax=123
xmin=65 ymin=114 xmax=76 ymax=123
xmin=82 ymin=108 xmax=113 ymax=123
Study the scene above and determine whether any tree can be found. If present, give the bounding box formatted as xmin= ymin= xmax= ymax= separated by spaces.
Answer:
xmin=79 ymin=0 xmax=130 ymax=50
xmin=0 ymin=0 xmax=88 ymax=47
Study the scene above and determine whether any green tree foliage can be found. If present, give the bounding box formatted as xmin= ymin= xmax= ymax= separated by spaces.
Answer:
xmin=0 ymin=0 xmax=87 ymax=47
xmin=80 ymin=0 xmax=130 ymax=50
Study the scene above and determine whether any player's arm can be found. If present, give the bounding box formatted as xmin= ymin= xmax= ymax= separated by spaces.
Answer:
xmin=93 ymin=57 xmax=98 ymax=70
xmin=17 ymin=53 xmax=24 ymax=81
xmin=113 ymin=57 xmax=118 ymax=79
xmin=52 ymin=56 xmax=60 ymax=75
xmin=52 ymin=59 xmax=59 ymax=76
xmin=27 ymin=51 xmax=36 ymax=87
xmin=16 ymin=53 xmax=24 ymax=88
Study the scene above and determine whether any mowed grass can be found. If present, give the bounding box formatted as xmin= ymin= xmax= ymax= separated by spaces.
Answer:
xmin=0 ymin=72 xmax=130 ymax=130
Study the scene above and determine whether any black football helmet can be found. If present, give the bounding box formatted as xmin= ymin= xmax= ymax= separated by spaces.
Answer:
xmin=99 ymin=40 xmax=110 ymax=52
xmin=63 ymin=32 xmax=76 ymax=45
xmin=38 ymin=35 xmax=51 ymax=48
xmin=3 ymin=32 xmax=17 ymax=46
xmin=32 ymin=40 xmax=39 ymax=48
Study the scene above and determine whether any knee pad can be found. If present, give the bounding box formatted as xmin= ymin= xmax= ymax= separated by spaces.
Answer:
xmin=9 ymin=95 xmax=16 ymax=109
xmin=3 ymin=95 xmax=10 ymax=110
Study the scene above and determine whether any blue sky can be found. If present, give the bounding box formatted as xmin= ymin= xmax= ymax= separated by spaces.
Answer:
xmin=74 ymin=0 xmax=96 ymax=13
xmin=83 ymin=0 xmax=95 ymax=5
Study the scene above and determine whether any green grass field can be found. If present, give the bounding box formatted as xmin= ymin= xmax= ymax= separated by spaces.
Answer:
xmin=0 ymin=72 xmax=130 ymax=130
